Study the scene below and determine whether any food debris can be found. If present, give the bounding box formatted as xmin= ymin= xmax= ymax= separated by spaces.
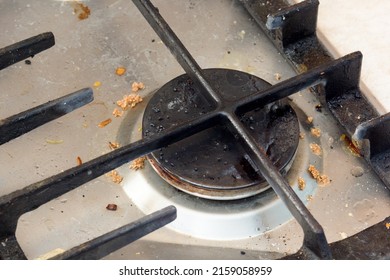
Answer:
xmin=308 ymin=165 xmax=330 ymax=185
xmin=274 ymin=73 xmax=282 ymax=81
xmin=315 ymin=104 xmax=322 ymax=112
xmin=76 ymin=156 xmax=82 ymax=166
xmin=115 ymin=67 xmax=126 ymax=76
xmin=297 ymin=64 xmax=308 ymax=73
xmin=46 ymin=139 xmax=64 ymax=144
xmin=307 ymin=116 xmax=314 ymax=124
xmin=311 ymin=127 xmax=321 ymax=138
xmin=131 ymin=82 xmax=145 ymax=92
xmin=98 ymin=118 xmax=112 ymax=128
xmin=386 ymin=223 xmax=390 ymax=230
xmin=71 ymin=1 xmax=91 ymax=20
xmin=299 ymin=132 xmax=305 ymax=139
xmin=309 ymin=143 xmax=322 ymax=156
xmin=130 ymin=157 xmax=146 ymax=170
xmin=116 ymin=94 xmax=143 ymax=110
xmin=106 ymin=204 xmax=118 ymax=211
xmin=108 ymin=141 xmax=120 ymax=150
xmin=308 ymin=165 xmax=320 ymax=179
xmin=112 ymin=108 xmax=123 ymax=117
xmin=307 ymin=195 xmax=313 ymax=201
xmin=298 ymin=177 xmax=306 ymax=190
xmin=106 ymin=170 xmax=123 ymax=184
xmin=93 ymin=81 xmax=101 ymax=88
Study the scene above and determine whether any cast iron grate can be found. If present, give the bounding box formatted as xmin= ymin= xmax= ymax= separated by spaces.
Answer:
xmin=1 ymin=0 xmax=389 ymax=260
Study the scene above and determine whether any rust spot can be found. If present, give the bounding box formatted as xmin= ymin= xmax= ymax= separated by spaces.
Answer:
xmin=340 ymin=134 xmax=361 ymax=157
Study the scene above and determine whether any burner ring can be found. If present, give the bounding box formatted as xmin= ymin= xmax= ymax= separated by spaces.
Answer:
xmin=142 ymin=69 xmax=300 ymax=200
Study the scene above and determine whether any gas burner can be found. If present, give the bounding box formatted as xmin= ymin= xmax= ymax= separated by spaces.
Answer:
xmin=143 ymin=69 xmax=299 ymax=200
xmin=1 ymin=0 xmax=390 ymax=260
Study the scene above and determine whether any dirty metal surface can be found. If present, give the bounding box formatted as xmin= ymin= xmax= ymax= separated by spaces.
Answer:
xmin=142 ymin=68 xmax=299 ymax=200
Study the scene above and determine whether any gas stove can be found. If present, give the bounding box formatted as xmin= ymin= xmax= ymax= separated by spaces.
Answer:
xmin=0 ymin=0 xmax=389 ymax=260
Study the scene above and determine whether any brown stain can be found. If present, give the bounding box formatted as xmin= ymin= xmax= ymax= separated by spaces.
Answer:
xmin=71 ymin=1 xmax=91 ymax=20
xmin=340 ymin=134 xmax=361 ymax=157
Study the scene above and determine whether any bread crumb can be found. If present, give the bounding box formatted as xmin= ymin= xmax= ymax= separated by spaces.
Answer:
xmin=274 ymin=73 xmax=281 ymax=81
xmin=106 ymin=204 xmax=118 ymax=211
xmin=311 ymin=127 xmax=321 ymax=138
xmin=308 ymin=165 xmax=330 ymax=185
xmin=108 ymin=141 xmax=120 ymax=150
xmin=385 ymin=222 xmax=390 ymax=230
xmin=106 ymin=170 xmax=123 ymax=184
xmin=299 ymin=132 xmax=305 ymax=139
xmin=76 ymin=156 xmax=82 ymax=166
xmin=116 ymin=94 xmax=143 ymax=110
xmin=131 ymin=82 xmax=145 ymax=92
xmin=317 ymin=174 xmax=330 ymax=185
xmin=93 ymin=81 xmax=101 ymax=88
xmin=307 ymin=195 xmax=313 ymax=201
xmin=130 ymin=157 xmax=146 ymax=170
xmin=98 ymin=118 xmax=112 ymax=128
xmin=112 ymin=108 xmax=123 ymax=117
xmin=310 ymin=143 xmax=322 ymax=156
xmin=298 ymin=177 xmax=306 ymax=190
xmin=307 ymin=116 xmax=313 ymax=124
xmin=115 ymin=67 xmax=126 ymax=76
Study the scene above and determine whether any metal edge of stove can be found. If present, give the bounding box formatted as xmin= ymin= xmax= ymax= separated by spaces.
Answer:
xmin=241 ymin=0 xmax=390 ymax=259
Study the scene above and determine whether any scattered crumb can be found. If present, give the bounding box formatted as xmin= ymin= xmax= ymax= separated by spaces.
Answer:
xmin=317 ymin=175 xmax=330 ymax=185
xmin=98 ymin=118 xmax=112 ymax=128
xmin=131 ymin=82 xmax=145 ymax=92
xmin=76 ymin=156 xmax=82 ymax=166
xmin=297 ymin=64 xmax=308 ymax=73
xmin=311 ymin=127 xmax=321 ymax=138
xmin=115 ymin=67 xmax=126 ymax=76
xmin=307 ymin=116 xmax=313 ymax=124
xmin=108 ymin=141 xmax=120 ymax=150
xmin=307 ymin=195 xmax=313 ymax=201
xmin=309 ymin=143 xmax=322 ymax=156
xmin=93 ymin=81 xmax=101 ymax=88
xmin=308 ymin=165 xmax=320 ymax=179
xmin=71 ymin=1 xmax=91 ymax=20
xmin=46 ymin=139 xmax=64 ymax=144
xmin=116 ymin=94 xmax=143 ymax=110
xmin=298 ymin=177 xmax=306 ymax=190
xmin=130 ymin=157 xmax=146 ymax=170
xmin=386 ymin=222 xmax=390 ymax=230
xmin=315 ymin=104 xmax=322 ymax=112
xmin=274 ymin=73 xmax=281 ymax=81
xmin=112 ymin=108 xmax=123 ymax=117
xmin=299 ymin=132 xmax=305 ymax=139
xmin=308 ymin=165 xmax=330 ymax=186
xmin=106 ymin=170 xmax=123 ymax=184
xmin=106 ymin=204 xmax=118 ymax=211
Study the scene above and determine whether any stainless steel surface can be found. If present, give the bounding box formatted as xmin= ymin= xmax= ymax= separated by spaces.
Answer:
xmin=0 ymin=0 xmax=389 ymax=259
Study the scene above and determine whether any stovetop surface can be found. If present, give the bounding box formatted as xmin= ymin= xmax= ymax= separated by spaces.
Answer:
xmin=0 ymin=0 xmax=389 ymax=259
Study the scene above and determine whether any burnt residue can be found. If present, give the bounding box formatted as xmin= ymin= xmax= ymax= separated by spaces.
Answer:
xmin=142 ymin=69 xmax=300 ymax=199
